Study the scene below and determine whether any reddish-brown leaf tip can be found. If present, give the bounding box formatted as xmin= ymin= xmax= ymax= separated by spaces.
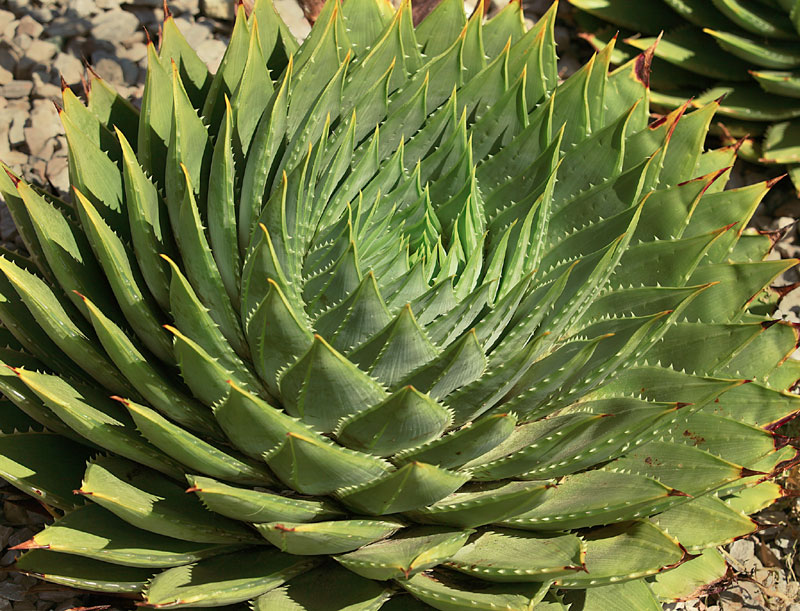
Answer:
xmin=766 ymin=174 xmax=787 ymax=189
xmin=3 ymin=167 xmax=20 ymax=187
xmin=9 ymin=539 xmax=45 ymax=551
xmin=633 ymin=32 xmax=661 ymax=89
xmin=667 ymin=488 xmax=691 ymax=497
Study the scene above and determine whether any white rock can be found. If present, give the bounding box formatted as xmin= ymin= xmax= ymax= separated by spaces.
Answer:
xmin=21 ymin=39 xmax=58 ymax=65
xmin=31 ymin=72 xmax=61 ymax=100
xmin=174 ymin=17 xmax=214 ymax=48
xmin=46 ymin=16 xmax=91 ymax=38
xmin=15 ymin=16 xmax=44 ymax=39
xmin=196 ymin=38 xmax=226 ymax=72
xmin=46 ymin=156 xmax=69 ymax=195
xmin=729 ymin=538 xmax=756 ymax=566
xmin=173 ymin=0 xmax=201 ymax=12
xmin=66 ymin=0 xmax=99 ymax=18
xmin=0 ymin=80 xmax=32 ymax=99
xmin=91 ymin=9 xmax=140 ymax=43
xmin=274 ymin=0 xmax=311 ymax=41
xmin=202 ymin=0 xmax=235 ymax=20
xmin=53 ymin=52 xmax=84 ymax=85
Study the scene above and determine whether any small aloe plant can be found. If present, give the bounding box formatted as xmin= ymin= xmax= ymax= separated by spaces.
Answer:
xmin=0 ymin=0 xmax=798 ymax=609
xmin=568 ymin=0 xmax=800 ymax=191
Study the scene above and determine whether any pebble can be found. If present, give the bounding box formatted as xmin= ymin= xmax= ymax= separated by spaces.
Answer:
xmin=91 ymin=52 xmax=137 ymax=85
xmin=202 ymin=0 xmax=236 ymax=20
xmin=0 ymin=80 xmax=33 ymax=99
xmin=16 ymin=40 xmax=58 ymax=78
xmin=45 ymin=16 xmax=91 ymax=38
xmin=67 ymin=0 xmax=99 ymax=19
xmin=90 ymin=9 xmax=140 ymax=44
xmin=15 ymin=16 xmax=43 ymax=40
xmin=46 ymin=156 xmax=69 ymax=195
xmin=196 ymin=38 xmax=227 ymax=72
xmin=52 ymin=52 xmax=83 ymax=85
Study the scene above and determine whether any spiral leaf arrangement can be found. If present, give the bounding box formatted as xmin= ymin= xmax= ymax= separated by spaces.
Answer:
xmin=0 ymin=0 xmax=798 ymax=608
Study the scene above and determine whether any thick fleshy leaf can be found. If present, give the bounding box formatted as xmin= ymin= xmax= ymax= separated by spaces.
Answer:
xmin=554 ymin=522 xmax=683 ymax=588
xmin=255 ymin=519 xmax=404 ymax=555
xmin=502 ymin=469 xmax=688 ymax=532
xmin=78 ymin=455 xmax=259 ymax=544
xmin=0 ymin=5 xmax=796 ymax=609
xmin=0 ymin=257 xmax=131 ymax=394
xmin=447 ymin=528 xmax=586 ymax=582
xmin=15 ymin=550 xmax=153 ymax=594
xmin=336 ymin=386 xmax=451 ymax=456
xmin=72 ymin=189 xmax=172 ymax=363
xmin=563 ymin=580 xmax=661 ymax=611
xmin=265 ymin=431 xmax=391 ymax=495
xmin=405 ymin=481 xmax=553 ymax=528
xmin=253 ymin=562 xmax=391 ymax=611
xmin=279 ymin=335 xmax=388 ymax=433
xmin=143 ymin=548 xmax=318 ymax=608
xmin=0 ymin=432 xmax=92 ymax=510
xmin=13 ymin=370 xmax=183 ymax=478
xmin=336 ymin=462 xmax=470 ymax=515
xmin=20 ymin=504 xmax=243 ymax=568
xmin=186 ymin=474 xmax=343 ymax=523
xmin=79 ymin=295 xmax=219 ymax=439
xmin=651 ymin=494 xmax=756 ymax=551
xmin=399 ymin=571 xmax=550 ymax=611
xmin=118 ymin=397 xmax=274 ymax=486
xmin=649 ymin=548 xmax=728 ymax=603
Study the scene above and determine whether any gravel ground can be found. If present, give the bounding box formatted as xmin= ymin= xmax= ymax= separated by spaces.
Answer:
xmin=0 ymin=0 xmax=798 ymax=609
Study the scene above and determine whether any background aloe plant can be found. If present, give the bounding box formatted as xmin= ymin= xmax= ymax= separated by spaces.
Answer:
xmin=0 ymin=0 xmax=798 ymax=608
xmin=568 ymin=0 xmax=800 ymax=193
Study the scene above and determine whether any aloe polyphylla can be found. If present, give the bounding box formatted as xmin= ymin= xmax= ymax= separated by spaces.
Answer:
xmin=567 ymin=0 xmax=800 ymax=192
xmin=0 ymin=0 xmax=798 ymax=608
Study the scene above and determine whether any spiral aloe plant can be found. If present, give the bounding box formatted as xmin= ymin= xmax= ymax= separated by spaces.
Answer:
xmin=567 ymin=0 xmax=800 ymax=192
xmin=0 ymin=0 xmax=798 ymax=608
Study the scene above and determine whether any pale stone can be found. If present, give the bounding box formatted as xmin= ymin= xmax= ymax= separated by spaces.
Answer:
xmin=53 ymin=52 xmax=84 ymax=85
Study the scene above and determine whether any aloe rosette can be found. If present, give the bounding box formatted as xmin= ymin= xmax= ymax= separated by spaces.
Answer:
xmin=0 ymin=0 xmax=798 ymax=608
xmin=567 ymin=0 xmax=800 ymax=191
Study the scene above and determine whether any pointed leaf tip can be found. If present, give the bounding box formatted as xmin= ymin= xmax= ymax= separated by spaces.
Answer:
xmin=740 ymin=467 xmax=768 ymax=478
xmin=3 ymin=167 xmax=19 ymax=186
xmin=766 ymin=175 xmax=787 ymax=189
xmin=633 ymin=32 xmax=663 ymax=88
xmin=9 ymin=539 xmax=44 ymax=551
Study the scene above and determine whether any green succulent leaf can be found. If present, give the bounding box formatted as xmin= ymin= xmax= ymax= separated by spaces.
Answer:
xmin=0 ymin=431 xmax=92 ymax=510
xmin=143 ymin=548 xmax=319 ymax=608
xmin=1 ymin=1 xmax=796 ymax=608
xmin=79 ymin=455 xmax=259 ymax=544
xmin=253 ymin=562 xmax=391 ymax=611
xmin=16 ymin=550 xmax=154 ymax=594
xmin=22 ymin=504 xmax=245 ymax=568
xmin=255 ymin=519 xmax=404 ymax=555
xmin=649 ymin=547 xmax=728 ymax=603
